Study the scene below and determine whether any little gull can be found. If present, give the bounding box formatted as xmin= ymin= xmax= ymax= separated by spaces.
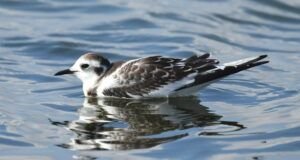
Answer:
xmin=54 ymin=53 xmax=268 ymax=98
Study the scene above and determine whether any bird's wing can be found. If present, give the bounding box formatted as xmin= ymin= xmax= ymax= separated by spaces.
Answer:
xmin=174 ymin=55 xmax=269 ymax=92
xmin=102 ymin=54 xmax=218 ymax=98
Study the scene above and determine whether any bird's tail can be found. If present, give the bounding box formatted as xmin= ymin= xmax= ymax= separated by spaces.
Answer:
xmin=196 ymin=55 xmax=269 ymax=83
xmin=173 ymin=55 xmax=269 ymax=95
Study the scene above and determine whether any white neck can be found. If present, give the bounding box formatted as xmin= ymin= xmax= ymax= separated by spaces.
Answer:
xmin=82 ymin=76 xmax=100 ymax=96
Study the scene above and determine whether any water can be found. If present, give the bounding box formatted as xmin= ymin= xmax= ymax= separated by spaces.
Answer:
xmin=0 ymin=0 xmax=300 ymax=159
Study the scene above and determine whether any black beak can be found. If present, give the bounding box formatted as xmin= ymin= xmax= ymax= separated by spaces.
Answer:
xmin=54 ymin=69 xmax=74 ymax=76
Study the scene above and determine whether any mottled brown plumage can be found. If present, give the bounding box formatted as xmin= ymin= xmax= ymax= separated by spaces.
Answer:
xmin=102 ymin=54 xmax=220 ymax=97
xmin=55 ymin=52 xmax=268 ymax=98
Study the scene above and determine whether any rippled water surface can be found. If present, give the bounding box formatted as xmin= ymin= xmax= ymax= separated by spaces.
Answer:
xmin=0 ymin=0 xmax=300 ymax=159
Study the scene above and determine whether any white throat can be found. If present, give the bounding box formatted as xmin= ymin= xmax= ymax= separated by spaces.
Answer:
xmin=79 ymin=74 xmax=100 ymax=96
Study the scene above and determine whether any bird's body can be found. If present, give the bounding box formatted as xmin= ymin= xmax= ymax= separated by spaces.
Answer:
xmin=55 ymin=53 xmax=268 ymax=99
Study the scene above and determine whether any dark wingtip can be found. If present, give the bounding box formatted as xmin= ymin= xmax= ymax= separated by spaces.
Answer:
xmin=199 ymin=53 xmax=210 ymax=59
xmin=243 ymin=54 xmax=268 ymax=66
xmin=256 ymin=54 xmax=268 ymax=61
xmin=260 ymin=54 xmax=268 ymax=58
xmin=254 ymin=60 xmax=269 ymax=66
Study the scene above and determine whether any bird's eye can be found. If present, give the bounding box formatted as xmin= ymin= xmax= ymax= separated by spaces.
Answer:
xmin=80 ymin=64 xmax=89 ymax=69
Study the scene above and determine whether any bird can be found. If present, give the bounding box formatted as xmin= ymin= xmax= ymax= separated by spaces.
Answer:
xmin=54 ymin=52 xmax=268 ymax=98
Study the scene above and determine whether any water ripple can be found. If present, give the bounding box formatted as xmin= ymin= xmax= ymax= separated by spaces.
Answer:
xmin=252 ymin=0 xmax=300 ymax=15
xmin=87 ymin=18 xmax=158 ymax=31
xmin=244 ymin=8 xmax=300 ymax=24
xmin=0 ymin=0 xmax=299 ymax=159
xmin=0 ymin=137 xmax=33 ymax=147
xmin=214 ymin=13 xmax=300 ymax=32
xmin=149 ymin=12 xmax=215 ymax=28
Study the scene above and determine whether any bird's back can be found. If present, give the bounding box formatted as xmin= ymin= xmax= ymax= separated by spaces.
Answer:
xmin=95 ymin=54 xmax=268 ymax=98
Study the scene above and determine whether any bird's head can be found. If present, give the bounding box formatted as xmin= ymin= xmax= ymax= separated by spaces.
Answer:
xmin=54 ymin=53 xmax=111 ymax=82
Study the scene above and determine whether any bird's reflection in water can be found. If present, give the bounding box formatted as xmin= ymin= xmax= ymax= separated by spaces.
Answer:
xmin=51 ymin=97 xmax=245 ymax=150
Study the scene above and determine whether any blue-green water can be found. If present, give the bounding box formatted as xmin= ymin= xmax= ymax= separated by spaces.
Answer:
xmin=0 ymin=0 xmax=300 ymax=159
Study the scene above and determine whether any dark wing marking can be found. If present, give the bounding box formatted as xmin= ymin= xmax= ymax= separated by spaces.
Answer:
xmin=102 ymin=54 xmax=219 ymax=98
xmin=175 ymin=55 xmax=269 ymax=91
xmin=102 ymin=61 xmax=125 ymax=77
